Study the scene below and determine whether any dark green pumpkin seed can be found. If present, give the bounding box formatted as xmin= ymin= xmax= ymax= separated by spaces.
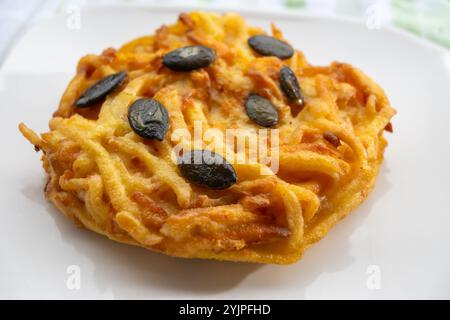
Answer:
xmin=163 ymin=45 xmax=216 ymax=71
xmin=75 ymin=71 xmax=127 ymax=107
xmin=245 ymin=94 xmax=279 ymax=127
xmin=248 ymin=35 xmax=294 ymax=60
xmin=178 ymin=150 xmax=237 ymax=189
xmin=279 ymin=66 xmax=304 ymax=108
xmin=128 ymin=98 xmax=169 ymax=141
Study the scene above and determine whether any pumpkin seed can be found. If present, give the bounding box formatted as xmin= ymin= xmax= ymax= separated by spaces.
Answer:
xmin=279 ymin=66 xmax=304 ymax=108
xmin=75 ymin=71 xmax=127 ymax=107
xmin=248 ymin=35 xmax=294 ymax=60
xmin=245 ymin=94 xmax=279 ymax=127
xmin=163 ymin=45 xmax=216 ymax=71
xmin=128 ymin=98 xmax=169 ymax=141
xmin=178 ymin=150 xmax=237 ymax=189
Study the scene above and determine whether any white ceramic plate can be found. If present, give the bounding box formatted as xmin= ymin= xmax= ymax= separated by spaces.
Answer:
xmin=1 ymin=5 xmax=449 ymax=300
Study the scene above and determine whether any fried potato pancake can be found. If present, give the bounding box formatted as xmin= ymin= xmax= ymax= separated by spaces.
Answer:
xmin=19 ymin=12 xmax=396 ymax=264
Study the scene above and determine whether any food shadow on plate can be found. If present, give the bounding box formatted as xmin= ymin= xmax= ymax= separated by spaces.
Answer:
xmin=19 ymin=164 xmax=392 ymax=297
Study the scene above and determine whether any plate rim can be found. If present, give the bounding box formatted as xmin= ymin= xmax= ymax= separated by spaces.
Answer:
xmin=1 ymin=2 xmax=449 ymax=73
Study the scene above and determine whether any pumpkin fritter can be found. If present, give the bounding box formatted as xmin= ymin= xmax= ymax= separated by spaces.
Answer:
xmin=19 ymin=12 xmax=395 ymax=264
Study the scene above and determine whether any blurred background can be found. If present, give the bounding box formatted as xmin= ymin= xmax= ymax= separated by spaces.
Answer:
xmin=1 ymin=0 xmax=449 ymax=65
